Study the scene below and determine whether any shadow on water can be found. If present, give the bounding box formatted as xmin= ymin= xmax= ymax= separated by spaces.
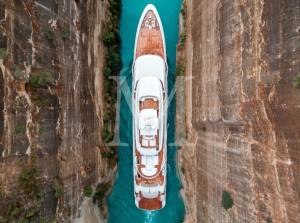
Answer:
xmin=108 ymin=1 xmax=185 ymax=222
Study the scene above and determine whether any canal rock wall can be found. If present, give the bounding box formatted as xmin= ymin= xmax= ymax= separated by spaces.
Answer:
xmin=0 ymin=0 xmax=113 ymax=222
xmin=181 ymin=0 xmax=300 ymax=222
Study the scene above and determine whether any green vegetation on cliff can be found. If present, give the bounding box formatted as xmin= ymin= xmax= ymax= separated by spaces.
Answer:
xmin=101 ymin=147 xmax=116 ymax=160
xmin=0 ymin=48 xmax=6 ymax=59
xmin=19 ymin=167 xmax=43 ymax=201
xmin=176 ymin=60 xmax=186 ymax=76
xmin=0 ymin=166 xmax=44 ymax=223
xmin=222 ymin=190 xmax=234 ymax=210
xmin=93 ymin=182 xmax=111 ymax=210
xmin=0 ymin=186 xmax=4 ymax=200
xmin=84 ymin=186 xmax=93 ymax=198
xmin=53 ymin=178 xmax=63 ymax=198
xmin=60 ymin=26 xmax=70 ymax=40
xmin=294 ymin=74 xmax=300 ymax=88
xmin=100 ymin=0 xmax=121 ymax=145
xmin=29 ymin=70 xmax=54 ymax=88
xmin=15 ymin=123 xmax=26 ymax=135
xmin=267 ymin=217 xmax=273 ymax=223
xmin=176 ymin=0 xmax=187 ymax=77
xmin=44 ymin=26 xmax=54 ymax=41
xmin=179 ymin=32 xmax=187 ymax=47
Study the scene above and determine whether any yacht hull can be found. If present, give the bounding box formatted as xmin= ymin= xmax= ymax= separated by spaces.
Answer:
xmin=132 ymin=4 xmax=168 ymax=211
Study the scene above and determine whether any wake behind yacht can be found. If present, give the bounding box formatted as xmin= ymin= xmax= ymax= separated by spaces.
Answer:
xmin=132 ymin=4 xmax=168 ymax=210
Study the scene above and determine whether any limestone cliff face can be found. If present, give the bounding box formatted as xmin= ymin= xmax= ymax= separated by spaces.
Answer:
xmin=0 ymin=0 xmax=113 ymax=222
xmin=181 ymin=0 xmax=300 ymax=222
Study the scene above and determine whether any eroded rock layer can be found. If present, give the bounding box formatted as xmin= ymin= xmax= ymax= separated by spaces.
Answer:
xmin=181 ymin=0 xmax=300 ymax=222
xmin=0 ymin=0 xmax=113 ymax=222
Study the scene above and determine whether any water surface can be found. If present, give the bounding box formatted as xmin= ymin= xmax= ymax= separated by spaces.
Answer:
xmin=108 ymin=1 xmax=184 ymax=222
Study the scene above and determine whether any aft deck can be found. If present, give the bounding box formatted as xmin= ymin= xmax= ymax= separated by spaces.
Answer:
xmin=139 ymin=192 xmax=162 ymax=210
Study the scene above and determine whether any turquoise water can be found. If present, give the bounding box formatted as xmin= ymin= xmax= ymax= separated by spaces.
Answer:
xmin=107 ymin=1 xmax=185 ymax=223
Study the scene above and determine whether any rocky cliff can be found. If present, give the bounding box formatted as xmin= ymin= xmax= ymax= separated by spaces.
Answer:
xmin=2 ymin=0 xmax=300 ymax=222
xmin=180 ymin=0 xmax=300 ymax=222
xmin=0 ymin=0 xmax=114 ymax=222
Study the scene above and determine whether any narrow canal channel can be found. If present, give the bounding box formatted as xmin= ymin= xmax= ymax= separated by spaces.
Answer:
xmin=108 ymin=1 xmax=185 ymax=222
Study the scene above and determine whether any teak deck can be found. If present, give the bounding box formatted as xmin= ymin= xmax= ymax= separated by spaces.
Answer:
xmin=135 ymin=10 xmax=165 ymax=59
xmin=140 ymin=98 xmax=159 ymax=110
xmin=134 ymin=7 xmax=166 ymax=211
xmin=139 ymin=196 xmax=162 ymax=210
xmin=138 ymin=192 xmax=162 ymax=210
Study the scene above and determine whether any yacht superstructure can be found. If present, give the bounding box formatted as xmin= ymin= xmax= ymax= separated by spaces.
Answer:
xmin=132 ymin=4 xmax=168 ymax=210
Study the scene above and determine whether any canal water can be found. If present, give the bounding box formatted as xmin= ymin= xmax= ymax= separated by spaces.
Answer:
xmin=107 ymin=0 xmax=185 ymax=222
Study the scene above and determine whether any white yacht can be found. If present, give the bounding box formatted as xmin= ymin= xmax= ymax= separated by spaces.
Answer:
xmin=132 ymin=4 xmax=168 ymax=210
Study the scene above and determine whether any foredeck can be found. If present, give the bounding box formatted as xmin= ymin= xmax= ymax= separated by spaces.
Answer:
xmin=135 ymin=10 xmax=165 ymax=59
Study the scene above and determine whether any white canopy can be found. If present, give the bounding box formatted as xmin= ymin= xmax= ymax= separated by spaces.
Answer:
xmin=134 ymin=55 xmax=166 ymax=83
xmin=136 ymin=77 xmax=162 ymax=99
